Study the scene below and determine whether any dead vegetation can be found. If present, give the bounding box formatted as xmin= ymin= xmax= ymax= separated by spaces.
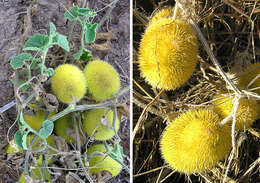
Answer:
xmin=133 ymin=0 xmax=260 ymax=182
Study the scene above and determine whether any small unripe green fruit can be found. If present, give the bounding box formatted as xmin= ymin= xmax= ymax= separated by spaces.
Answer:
xmin=160 ymin=109 xmax=231 ymax=173
xmin=87 ymin=144 xmax=122 ymax=177
xmin=54 ymin=114 xmax=75 ymax=143
xmin=82 ymin=108 xmax=120 ymax=140
xmin=19 ymin=168 xmax=52 ymax=183
xmin=139 ymin=18 xmax=198 ymax=90
xmin=237 ymin=63 xmax=260 ymax=95
xmin=51 ymin=64 xmax=87 ymax=103
xmin=84 ymin=60 xmax=120 ymax=101
xmin=213 ymin=93 xmax=259 ymax=130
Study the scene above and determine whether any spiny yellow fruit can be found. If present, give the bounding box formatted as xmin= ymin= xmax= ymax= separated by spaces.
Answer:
xmin=54 ymin=114 xmax=75 ymax=143
xmin=82 ymin=108 xmax=120 ymax=140
xmin=51 ymin=64 xmax=87 ymax=103
xmin=139 ymin=18 xmax=198 ymax=90
xmin=213 ymin=93 xmax=259 ymax=130
xmin=150 ymin=6 xmax=181 ymax=24
xmin=87 ymin=144 xmax=122 ymax=177
xmin=84 ymin=60 xmax=120 ymax=101
xmin=160 ymin=109 xmax=231 ymax=173
xmin=19 ymin=168 xmax=52 ymax=183
xmin=237 ymin=62 xmax=260 ymax=95
xmin=24 ymin=110 xmax=54 ymax=131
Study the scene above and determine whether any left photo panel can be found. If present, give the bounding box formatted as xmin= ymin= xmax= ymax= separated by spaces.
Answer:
xmin=0 ymin=0 xmax=130 ymax=183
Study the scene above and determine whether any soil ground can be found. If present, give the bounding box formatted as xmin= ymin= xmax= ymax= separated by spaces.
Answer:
xmin=0 ymin=0 xmax=130 ymax=182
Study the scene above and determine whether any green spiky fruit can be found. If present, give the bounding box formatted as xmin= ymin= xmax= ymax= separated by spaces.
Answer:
xmin=87 ymin=144 xmax=122 ymax=177
xmin=213 ymin=93 xmax=259 ymax=130
xmin=24 ymin=110 xmax=54 ymax=131
xmin=82 ymin=108 xmax=120 ymax=140
xmin=84 ymin=60 xmax=120 ymax=101
xmin=54 ymin=114 xmax=75 ymax=143
xmin=237 ymin=63 xmax=260 ymax=95
xmin=160 ymin=109 xmax=231 ymax=173
xmin=51 ymin=64 xmax=87 ymax=103
xmin=139 ymin=18 xmax=198 ymax=90
xmin=19 ymin=168 xmax=52 ymax=183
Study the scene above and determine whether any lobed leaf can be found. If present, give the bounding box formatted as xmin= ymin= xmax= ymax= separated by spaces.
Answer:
xmin=38 ymin=120 xmax=54 ymax=139
xmin=85 ymin=23 xmax=98 ymax=43
xmin=23 ymin=34 xmax=49 ymax=51
xmin=10 ymin=53 xmax=32 ymax=70
xmin=73 ymin=48 xmax=92 ymax=61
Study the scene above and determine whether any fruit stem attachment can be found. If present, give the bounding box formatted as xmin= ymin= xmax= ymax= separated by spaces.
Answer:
xmin=173 ymin=1 xmax=179 ymax=19
xmin=223 ymin=95 xmax=240 ymax=183
xmin=175 ymin=2 xmax=241 ymax=95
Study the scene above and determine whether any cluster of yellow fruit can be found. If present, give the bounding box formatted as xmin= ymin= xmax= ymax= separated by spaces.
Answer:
xmin=51 ymin=60 xmax=120 ymax=103
xmin=12 ymin=60 xmax=123 ymax=181
xmin=139 ymin=7 xmax=260 ymax=174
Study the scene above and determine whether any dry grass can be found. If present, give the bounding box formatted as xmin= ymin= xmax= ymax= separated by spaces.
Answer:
xmin=133 ymin=0 xmax=260 ymax=182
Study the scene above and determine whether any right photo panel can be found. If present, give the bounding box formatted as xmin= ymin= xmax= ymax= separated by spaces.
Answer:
xmin=133 ymin=0 xmax=260 ymax=183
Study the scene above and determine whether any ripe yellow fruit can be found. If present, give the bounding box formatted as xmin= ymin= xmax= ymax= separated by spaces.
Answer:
xmin=160 ymin=109 xmax=231 ymax=173
xmin=82 ymin=108 xmax=120 ymax=140
xmin=87 ymin=144 xmax=122 ymax=177
xmin=19 ymin=168 xmax=52 ymax=183
xmin=139 ymin=18 xmax=198 ymax=90
xmin=51 ymin=64 xmax=87 ymax=103
xmin=150 ymin=6 xmax=181 ymax=24
xmin=24 ymin=110 xmax=54 ymax=131
xmin=237 ymin=63 xmax=260 ymax=95
xmin=54 ymin=114 xmax=75 ymax=143
xmin=84 ymin=60 xmax=120 ymax=101
xmin=213 ymin=93 xmax=259 ymax=130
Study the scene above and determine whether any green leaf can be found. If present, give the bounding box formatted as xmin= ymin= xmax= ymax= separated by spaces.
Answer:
xmin=64 ymin=5 xmax=79 ymax=21
xmin=38 ymin=120 xmax=54 ymax=139
xmin=54 ymin=33 xmax=70 ymax=52
xmin=14 ymin=130 xmax=27 ymax=150
xmin=78 ymin=8 xmax=96 ymax=18
xmin=18 ymin=111 xmax=26 ymax=127
xmin=106 ymin=143 xmax=123 ymax=162
xmin=30 ymin=58 xmax=42 ymax=69
xmin=73 ymin=48 xmax=92 ymax=61
xmin=23 ymin=34 xmax=49 ymax=51
xmin=64 ymin=6 xmax=96 ymax=21
xmin=49 ymin=22 xmax=57 ymax=37
xmin=17 ymin=80 xmax=33 ymax=91
xmin=10 ymin=53 xmax=32 ymax=69
xmin=45 ymin=68 xmax=54 ymax=76
xmin=85 ymin=23 xmax=98 ymax=43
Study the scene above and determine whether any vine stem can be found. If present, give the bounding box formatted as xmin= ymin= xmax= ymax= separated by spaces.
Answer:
xmin=174 ymin=2 xmax=245 ymax=182
xmin=98 ymin=0 xmax=120 ymax=31
xmin=72 ymin=113 xmax=94 ymax=183
xmin=48 ymin=86 xmax=129 ymax=122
